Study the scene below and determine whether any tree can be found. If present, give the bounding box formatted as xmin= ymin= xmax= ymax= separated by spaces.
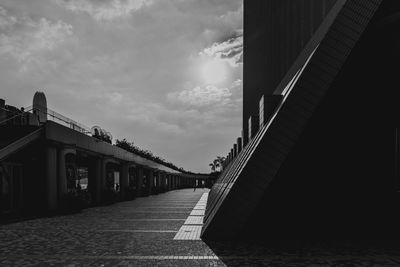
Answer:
xmin=215 ymin=156 xmax=225 ymax=172
xmin=209 ymin=156 xmax=226 ymax=173
xmin=115 ymin=138 xmax=195 ymax=174
xmin=115 ymin=139 xmax=134 ymax=151
xmin=209 ymin=161 xmax=217 ymax=172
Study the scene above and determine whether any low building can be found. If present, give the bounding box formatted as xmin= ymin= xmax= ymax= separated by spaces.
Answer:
xmin=1 ymin=93 xmax=210 ymax=217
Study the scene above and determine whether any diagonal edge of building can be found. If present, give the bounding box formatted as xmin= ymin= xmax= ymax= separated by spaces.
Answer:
xmin=201 ymin=0 xmax=383 ymax=240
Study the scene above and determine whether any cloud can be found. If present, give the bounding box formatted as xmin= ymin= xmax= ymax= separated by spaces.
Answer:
xmin=55 ymin=0 xmax=152 ymax=21
xmin=200 ymin=33 xmax=243 ymax=67
xmin=168 ymin=85 xmax=232 ymax=107
xmin=167 ymin=80 xmax=242 ymax=123
xmin=0 ymin=6 xmax=73 ymax=64
xmin=0 ymin=6 xmax=17 ymax=30
xmin=0 ymin=0 xmax=243 ymax=172
xmin=108 ymin=92 xmax=123 ymax=105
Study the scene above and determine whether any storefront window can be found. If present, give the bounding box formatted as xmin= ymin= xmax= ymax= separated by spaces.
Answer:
xmin=76 ymin=167 xmax=88 ymax=190
xmin=114 ymin=171 xmax=120 ymax=192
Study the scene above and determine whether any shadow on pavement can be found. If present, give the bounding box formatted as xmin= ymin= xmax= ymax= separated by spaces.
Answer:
xmin=203 ymin=239 xmax=400 ymax=266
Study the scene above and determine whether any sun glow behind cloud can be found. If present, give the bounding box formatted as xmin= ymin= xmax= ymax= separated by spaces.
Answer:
xmin=201 ymin=59 xmax=227 ymax=84
xmin=0 ymin=0 xmax=243 ymax=173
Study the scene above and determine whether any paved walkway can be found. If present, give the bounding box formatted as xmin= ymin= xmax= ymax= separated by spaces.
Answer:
xmin=2 ymin=189 xmax=400 ymax=266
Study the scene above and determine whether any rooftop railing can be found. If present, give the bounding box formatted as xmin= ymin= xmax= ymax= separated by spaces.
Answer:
xmin=44 ymin=107 xmax=92 ymax=135
xmin=0 ymin=105 xmax=92 ymax=136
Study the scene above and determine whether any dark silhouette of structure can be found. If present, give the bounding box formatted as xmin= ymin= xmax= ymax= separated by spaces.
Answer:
xmin=203 ymin=0 xmax=400 ymax=241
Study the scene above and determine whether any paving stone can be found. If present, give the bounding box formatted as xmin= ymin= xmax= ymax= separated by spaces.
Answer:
xmin=1 ymin=189 xmax=400 ymax=266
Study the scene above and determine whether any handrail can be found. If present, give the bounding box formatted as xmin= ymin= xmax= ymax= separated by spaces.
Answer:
xmin=44 ymin=107 xmax=91 ymax=135
xmin=0 ymin=128 xmax=43 ymax=162
xmin=0 ymin=105 xmax=92 ymax=136
xmin=0 ymin=105 xmax=33 ymax=125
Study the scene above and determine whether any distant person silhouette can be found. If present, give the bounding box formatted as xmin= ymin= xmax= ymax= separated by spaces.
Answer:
xmin=193 ymin=184 xmax=196 ymax=192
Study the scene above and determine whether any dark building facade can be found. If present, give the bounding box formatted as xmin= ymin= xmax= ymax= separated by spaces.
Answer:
xmin=243 ymin=0 xmax=337 ymax=145
xmin=203 ymin=0 xmax=400 ymax=241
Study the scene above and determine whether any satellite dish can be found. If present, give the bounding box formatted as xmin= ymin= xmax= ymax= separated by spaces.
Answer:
xmin=91 ymin=126 xmax=101 ymax=136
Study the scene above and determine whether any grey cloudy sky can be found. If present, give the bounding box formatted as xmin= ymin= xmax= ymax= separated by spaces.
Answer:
xmin=0 ymin=0 xmax=243 ymax=173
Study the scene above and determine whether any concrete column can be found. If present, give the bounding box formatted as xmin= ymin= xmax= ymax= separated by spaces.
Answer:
xmin=237 ymin=137 xmax=242 ymax=154
xmin=153 ymin=171 xmax=158 ymax=194
xmin=46 ymin=147 xmax=58 ymax=211
xmin=164 ymin=173 xmax=168 ymax=191
xmin=121 ymin=163 xmax=129 ymax=200
xmin=154 ymin=172 xmax=159 ymax=193
xmin=0 ymin=99 xmax=5 ymax=125
xmin=101 ymin=160 xmax=107 ymax=198
xmin=159 ymin=172 xmax=165 ymax=192
xmin=148 ymin=169 xmax=154 ymax=195
xmin=157 ymin=172 xmax=162 ymax=192
xmin=58 ymin=150 xmax=67 ymax=198
xmin=137 ymin=167 xmax=144 ymax=196
xmin=164 ymin=173 xmax=168 ymax=192
xmin=152 ymin=172 xmax=156 ymax=188
xmin=88 ymin=157 xmax=99 ymax=204
xmin=167 ymin=175 xmax=171 ymax=191
xmin=94 ymin=158 xmax=103 ymax=204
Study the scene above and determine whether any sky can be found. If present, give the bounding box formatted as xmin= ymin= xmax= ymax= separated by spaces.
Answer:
xmin=0 ymin=0 xmax=243 ymax=173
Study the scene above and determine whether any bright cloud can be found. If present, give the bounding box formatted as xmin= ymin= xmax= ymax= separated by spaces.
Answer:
xmin=0 ymin=6 xmax=73 ymax=63
xmin=168 ymin=85 xmax=232 ymax=107
xmin=55 ymin=0 xmax=152 ymax=21
xmin=0 ymin=0 xmax=243 ymax=172
xmin=201 ymin=33 xmax=243 ymax=67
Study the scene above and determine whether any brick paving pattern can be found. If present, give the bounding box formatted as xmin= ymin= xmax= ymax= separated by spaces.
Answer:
xmin=174 ymin=192 xmax=207 ymax=240
xmin=1 ymin=189 xmax=400 ymax=266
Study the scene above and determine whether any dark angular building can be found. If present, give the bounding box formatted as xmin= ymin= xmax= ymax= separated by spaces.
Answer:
xmin=243 ymin=0 xmax=338 ymax=146
xmin=203 ymin=0 xmax=400 ymax=241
